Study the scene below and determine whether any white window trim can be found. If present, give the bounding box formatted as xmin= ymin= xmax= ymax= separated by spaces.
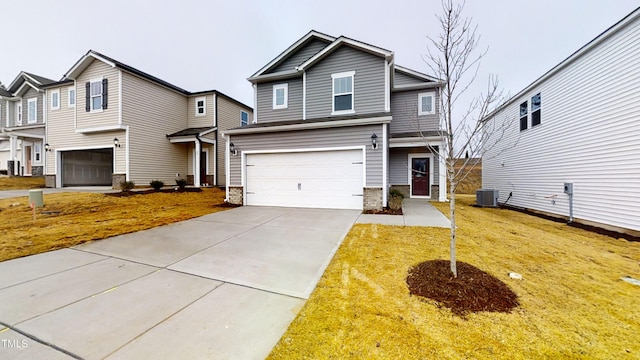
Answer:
xmin=272 ymin=83 xmax=288 ymax=109
xmin=16 ymin=102 xmax=22 ymax=126
xmin=51 ymin=89 xmax=60 ymax=110
xmin=418 ymin=92 xmax=435 ymax=116
xmin=240 ymin=111 xmax=249 ymax=126
xmin=34 ymin=142 xmax=42 ymax=164
xmin=89 ymin=78 xmax=103 ymax=113
xmin=331 ymin=71 xmax=355 ymax=115
xmin=68 ymin=87 xmax=75 ymax=108
xmin=195 ymin=96 xmax=206 ymax=117
xmin=27 ymin=98 xmax=37 ymax=124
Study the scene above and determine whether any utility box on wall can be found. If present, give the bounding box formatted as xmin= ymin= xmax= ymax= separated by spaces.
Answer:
xmin=564 ymin=183 xmax=573 ymax=195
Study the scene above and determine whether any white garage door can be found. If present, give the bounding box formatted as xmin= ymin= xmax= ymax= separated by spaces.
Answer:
xmin=246 ymin=149 xmax=363 ymax=210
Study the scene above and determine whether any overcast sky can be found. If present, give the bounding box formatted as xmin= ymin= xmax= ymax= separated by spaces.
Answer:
xmin=2 ymin=0 xmax=638 ymax=112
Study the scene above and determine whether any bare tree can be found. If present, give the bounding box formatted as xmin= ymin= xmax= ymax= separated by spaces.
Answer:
xmin=419 ymin=0 xmax=514 ymax=277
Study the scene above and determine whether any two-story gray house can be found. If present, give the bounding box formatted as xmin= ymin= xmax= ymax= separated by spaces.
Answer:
xmin=0 ymin=72 xmax=56 ymax=176
xmin=223 ymin=31 xmax=446 ymax=211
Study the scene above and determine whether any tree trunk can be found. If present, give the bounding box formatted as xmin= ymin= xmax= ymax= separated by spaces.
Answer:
xmin=449 ymin=179 xmax=457 ymax=277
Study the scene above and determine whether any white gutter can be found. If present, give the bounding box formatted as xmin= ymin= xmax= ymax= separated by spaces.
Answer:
xmin=224 ymin=116 xmax=392 ymax=135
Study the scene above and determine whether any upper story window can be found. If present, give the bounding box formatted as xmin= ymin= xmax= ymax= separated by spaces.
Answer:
xmin=68 ymin=88 xmax=75 ymax=108
xmin=272 ymin=83 xmax=288 ymax=109
xmin=51 ymin=89 xmax=60 ymax=110
xmin=418 ymin=92 xmax=435 ymax=115
xmin=531 ymin=93 xmax=541 ymax=127
xmin=195 ymin=96 xmax=206 ymax=116
xmin=16 ymin=102 xmax=22 ymax=125
xmin=27 ymin=98 xmax=37 ymax=124
xmin=86 ymin=78 xmax=108 ymax=112
xmin=332 ymin=71 xmax=355 ymax=114
xmin=519 ymin=101 xmax=528 ymax=131
xmin=241 ymin=111 xmax=249 ymax=126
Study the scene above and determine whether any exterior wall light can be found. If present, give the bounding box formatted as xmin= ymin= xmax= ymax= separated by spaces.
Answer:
xmin=114 ymin=138 xmax=121 ymax=148
xmin=371 ymin=133 xmax=378 ymax=149
xmin=44 ymin=143 xmax=52 ymax=152
xmin=229 ymin=142 xmax=237 ymax=156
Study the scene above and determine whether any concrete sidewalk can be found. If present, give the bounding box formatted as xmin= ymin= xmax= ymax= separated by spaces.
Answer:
xmin=0 ymin=206 xmax=360 ymax=359
xmin=356 ymin=198 xmax=451 ymax=227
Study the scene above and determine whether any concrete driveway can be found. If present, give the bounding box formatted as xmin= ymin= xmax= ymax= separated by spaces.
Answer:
xmin=0 ymin=206 xmax=360 ymax=359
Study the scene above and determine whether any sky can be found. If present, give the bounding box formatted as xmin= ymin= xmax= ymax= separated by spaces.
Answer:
xmin=2 ymin=0 xmax=638 ymax=113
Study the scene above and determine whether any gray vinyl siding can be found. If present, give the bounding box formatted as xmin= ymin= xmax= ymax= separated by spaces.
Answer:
xmin=217 ymin=96 xmax=252 ymax=186
xmin=389 ymin=147 xmax=439 ymax=185
xmin=229 ymin=124 xmax=383 ymax=186
xmin=22 ymin=87 xmax=44 ymax=125
xmin=268 ymin=38 xmax=330 ymax=74
xmin=306 ymin=46 xmax=386 ymax=119
xmin=256 ymin=78 xmax=303 ymax=123
xmin=122 ymin=72 xmax=189 ymax=185
xmin=394 ymin=70 xmax=428 ymax=86
xmin=0 ymin=99 xmax=5 ymax=128
xmin=482 ymin=13 xmax=640 ymax=232
xmin=390 ymin=90 xmax=440 ymax=134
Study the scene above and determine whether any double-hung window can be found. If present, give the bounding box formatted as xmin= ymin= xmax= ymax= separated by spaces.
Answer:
xmin=51 ymin=89 xmax=60 ymax=110
xmin=85 ymin=78 xmax=107 ymax=112
xmin=272 ymin=83 xmax=288 ymax=109
xmin=241 ymin=111 xmax=249 ymax=126
xmin=68 ymin=88 xmax=75 ymax=107
xmin=531 ymin=93 xmax=541 ymax=127
xmin=418 ymin=92 xmax=435 ymax=115
xmin=519 ymin=101 xmax=528 ymax=131
xmin=27 ymin=98 xmax=37 ymax=124
xmin=90 ymin=80 xmax=103 ymax=111
xmin=332 ymin=71 xmax=355 ymax=114
xmin=195 ymin=96 xmax=206 ymax=116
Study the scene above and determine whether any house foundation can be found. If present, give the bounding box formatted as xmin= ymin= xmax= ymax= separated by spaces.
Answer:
xmin=228 ymin=186 xmax=243 ymax=205
xmin=363 ymin=187 xmax=383 ymax=211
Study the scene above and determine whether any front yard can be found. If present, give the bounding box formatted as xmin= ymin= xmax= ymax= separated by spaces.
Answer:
xmin=268 ymin=195 xmax=640 ymax=359
xmin=0 ymin=188 xmax=227 ymax=262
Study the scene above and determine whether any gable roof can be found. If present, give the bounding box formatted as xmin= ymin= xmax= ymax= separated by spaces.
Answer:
xmin=7 ymin=71 xmax=56 ymax=93
xmin=296 ymin=36 xmax=393 ymax=71
xmin=484 ymin=6 xmax=640 ymax=120
xmin=250 ymin=30 xmax=336 ymax=79
xmin=394 ymin=65 xmax=442 ymax=84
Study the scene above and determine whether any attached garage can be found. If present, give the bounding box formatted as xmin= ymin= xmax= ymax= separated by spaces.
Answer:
xmin=245 ymin=149 xmax=364 ymax=210
xmin=61 ymin=149 xmax=113 ymax=186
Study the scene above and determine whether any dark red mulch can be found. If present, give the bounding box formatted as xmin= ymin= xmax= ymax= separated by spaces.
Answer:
xmin=406 ymin=260 xmax=519 ymax=317
xmin=215 ymin=202 xmax=242 ymax=208
xmin=105 ymin=188 xmax=203 ymax=197
xmin=362 ymin=207 xmax=403 ymax=215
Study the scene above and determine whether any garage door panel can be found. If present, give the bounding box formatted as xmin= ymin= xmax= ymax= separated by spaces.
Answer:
xmin=246 ymin=149 xmax=363 ymax=210
xmin=62 ymin=149 xmax=113 ymax=186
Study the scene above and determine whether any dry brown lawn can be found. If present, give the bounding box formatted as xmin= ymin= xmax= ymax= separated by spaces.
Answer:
xmin=0 ymin=176 xmax=45 ymax=190
xmin=268 ymin=195 xmax=640 ymax=359
xmin=0 ymin=188 xmax=227 ymax=262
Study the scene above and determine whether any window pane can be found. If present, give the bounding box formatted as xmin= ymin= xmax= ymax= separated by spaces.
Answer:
xmin=334 ymin=76 xmax=352 ymax=94
xmin=91 ymin=82 xmax=102 ymax=96
xmin=275 ymin=88 xmax=284 ymax=105
xmin=70 ymin=89 xmax=75 ymax=105
xmin=531 ymin=110 xmax=541 ymax=126
xmin=520 ymin=116 xmax=528 ymax=131
xmin=421 ymin=96 xmax=432 ymax=113
xmin=92 ymin=97 xmax=102 ymax=110
xmin=531 ymin=93 xmax=541 ymax=111
xmin=241 ymin=112 xmax=248 ymax=121
xmin=519 ymin=101 xmax=528 ymax=117
xmin=52 ymin=93 xmax=59 ymax=107
xmin=334 ymin=94 xmax=352 ymax=111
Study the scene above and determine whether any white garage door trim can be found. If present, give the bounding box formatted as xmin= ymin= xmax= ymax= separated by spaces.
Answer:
xmin=55 ymin=145 xmax=116 ymax=188
xmin=243 ymin=146 xmax=366 ymax=210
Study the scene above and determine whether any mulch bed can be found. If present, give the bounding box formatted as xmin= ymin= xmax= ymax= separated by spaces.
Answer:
xmin=406 ymin=260 xmax=519 ymax=317
xmin=362 ymin=207 xmax=403 ymax=215
xmin=106 ymin=188 xmax=203 ymax=197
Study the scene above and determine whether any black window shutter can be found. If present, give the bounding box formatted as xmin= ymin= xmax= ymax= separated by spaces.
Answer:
xmin=85 ymin=82 xmax=90 ymax=112
xmin=102 ymin=78 xmax=108 ymax=110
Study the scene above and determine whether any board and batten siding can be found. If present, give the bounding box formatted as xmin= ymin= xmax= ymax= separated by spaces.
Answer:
xmin=76 ymin=60 xmax=120 ymax=129
xmin=121 ymin=72 xmax=188 ymax=185
xmin=45 ymin=83 xmax=125 ymax=176
xmin=390 ymin=90 xmax=440 ymax=134
xmin=187 ymin=94 xmax=215 ymax=128
xmin=483 ymin=15 xmax=640 ymax=232
xmin=389 ymin=147 xmax=439 ymax=185
xmin=305 ymin=46 xmax=386 ymax=119
xmin=217 ymin=96 xmax=252 ymax=186
xmin=256 ymin=78 xmax=303 ymax=123
xmin=268 ymin=38 xmax=330 ymax=74
xmin=228 ymin=124 xmax=383 ymax=187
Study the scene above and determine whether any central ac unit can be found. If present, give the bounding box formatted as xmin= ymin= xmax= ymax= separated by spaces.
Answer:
xmin=476 ymin=189 xmax=499 ymax=207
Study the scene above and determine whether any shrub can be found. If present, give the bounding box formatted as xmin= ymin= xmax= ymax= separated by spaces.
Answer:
xmin=175 ymin=178 xmax=188 ymax=189
xmin=0 ymin=169 xmax=7 ymax=175
xmin=120 ymin=180 xmax=135 ymax=192
xmin=150 ymin=180 xmax=164 ymax=191
xmin=389 ymin=188 xmax=406 ymax=199
xmin=388 ymin=188 xmax=406 ymax=211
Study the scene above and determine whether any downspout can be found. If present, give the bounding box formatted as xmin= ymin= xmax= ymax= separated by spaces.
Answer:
xmin=214 ymin=93 xmax=218 ymax=186
xmin=222 ymin=133 xmax=230 ymax=202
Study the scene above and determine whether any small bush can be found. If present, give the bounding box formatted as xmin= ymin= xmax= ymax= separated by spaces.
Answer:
xmin=120 ymin=180 xmax=135 ymax=192
xmin=176 ymin=178 xmax=188 ymax=189
xmin=150 ymin=180 xmax=164 ymax=191
xmin=0 ymin=170 xmax=8 ymax=175
xmin=389 ymin=188 xmax=406 ymax=199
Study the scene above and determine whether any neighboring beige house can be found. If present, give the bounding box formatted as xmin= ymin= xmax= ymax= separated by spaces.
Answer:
xmin=0 ymin=72 xmax=56 ymax=175
xmin=42 ymin=50 xmax=252 ymax=188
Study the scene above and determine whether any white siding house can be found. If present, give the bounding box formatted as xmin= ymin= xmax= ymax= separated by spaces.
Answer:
xmin=482 ymin=7 xmax=640 ymax=235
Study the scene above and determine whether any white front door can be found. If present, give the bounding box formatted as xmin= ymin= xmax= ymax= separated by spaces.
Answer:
xmin=245 ymin=149 xmax=364 ymax=210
